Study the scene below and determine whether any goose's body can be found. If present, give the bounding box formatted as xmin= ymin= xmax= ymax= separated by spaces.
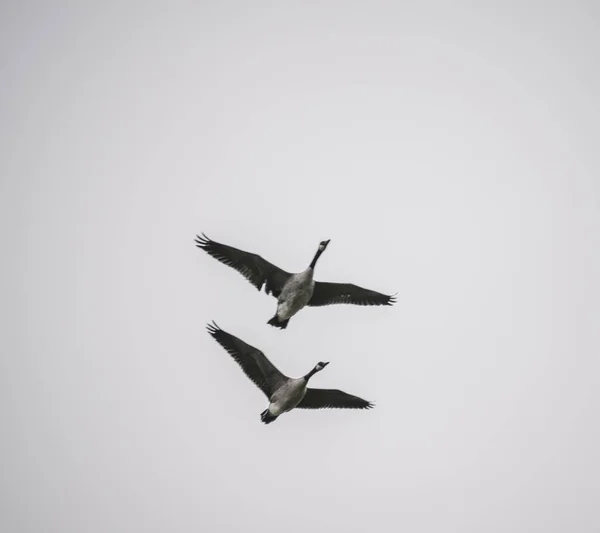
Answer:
xmin=271 ymin=268 xmax=315 ymax=326
xmin=196 ymin=234 xmax=396 ymax=329
xmin=206 ymin=322 xmax=373 ymax=424
xmin=267 ymin=377 xmax=309 ymax=418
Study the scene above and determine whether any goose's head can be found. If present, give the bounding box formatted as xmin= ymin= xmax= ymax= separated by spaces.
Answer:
xmin=314 ymin=361 xmax=330 ymax=372
xmin=318 ymin=239 xmax=331 ymax=252
xmin=310 ymin=240 xmax=331 ymax=269
xmin=304 ymin=361 xmax=329 ymax=380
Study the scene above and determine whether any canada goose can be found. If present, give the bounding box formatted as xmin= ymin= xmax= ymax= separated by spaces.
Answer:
xmin=206 ymin=322 xmax=373 ymax=424
xmin=195 ymin=234 xmax=396 ymax=329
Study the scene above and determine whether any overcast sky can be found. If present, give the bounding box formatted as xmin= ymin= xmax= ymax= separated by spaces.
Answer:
xmin=2 ymin=2 xmax=600 ymax=532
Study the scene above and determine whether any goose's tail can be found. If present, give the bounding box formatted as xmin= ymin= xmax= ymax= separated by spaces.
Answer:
xmin=267 ymin=315 xmax=289 ymax=329
xmin=260 ymin=409 xmax=278 ymax=424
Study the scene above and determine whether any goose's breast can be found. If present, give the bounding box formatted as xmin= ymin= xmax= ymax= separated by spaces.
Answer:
xmin=277 ymin=272 xmax=315 ymax=318
xmin=270 ymin=380 xmax=307 ymax=414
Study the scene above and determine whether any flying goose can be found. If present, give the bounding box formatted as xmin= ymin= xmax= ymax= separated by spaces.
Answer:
xmin=206 ymin=322 xmax=373 ymax=424
xmin=195 ymin=233 xmax=396 ymax=329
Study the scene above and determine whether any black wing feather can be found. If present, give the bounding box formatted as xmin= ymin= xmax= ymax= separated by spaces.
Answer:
xmin=308 ymin=281 xmax=396 ymax=307
xmin=206 ymin=322 xmax=286 ymax=398
xmin=195 ymin=234 xmax=291 ymax=297
xmin=296 ymin=388 xmax=374 ymax=410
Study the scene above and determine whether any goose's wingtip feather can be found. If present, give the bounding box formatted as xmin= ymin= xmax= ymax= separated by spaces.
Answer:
xmin=206 ymin=321 xmax=221 ymax=335
xmin=195 ymin=233 xmax=211 ymax=248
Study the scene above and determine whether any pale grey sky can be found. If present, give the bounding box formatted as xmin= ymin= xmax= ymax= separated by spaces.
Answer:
xmin=2 ymin=2 xmax=599 ymax=532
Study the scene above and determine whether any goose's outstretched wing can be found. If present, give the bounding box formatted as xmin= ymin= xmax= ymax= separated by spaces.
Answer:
xmin=206 ymin=322 xmax=287 ymax=397
xmin=296 ymin=388 xmax=374 ymax=410
xmin=307 ymin=282 xmax=396 ymax=307
xmin=196 ymin=234 xmax=291 ymax=298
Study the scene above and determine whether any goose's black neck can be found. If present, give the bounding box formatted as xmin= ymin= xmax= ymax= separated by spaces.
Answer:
xmin=303 ymin=367 xmax=319 ymax=381
xmin=309 ymin=248 xmax=324 ymax=270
